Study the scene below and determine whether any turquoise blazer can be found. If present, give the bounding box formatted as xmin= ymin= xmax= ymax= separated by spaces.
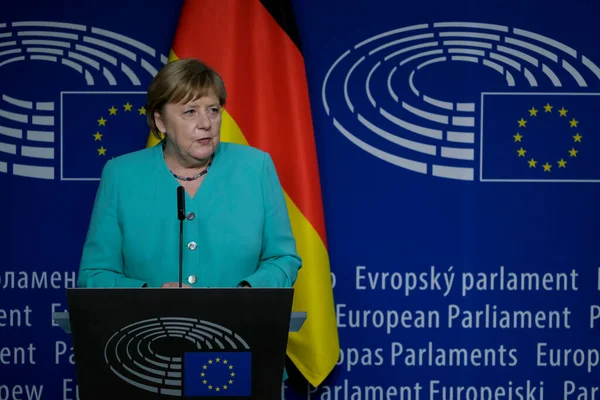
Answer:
xmin=77 ymin=141 xmax=302 ymax=289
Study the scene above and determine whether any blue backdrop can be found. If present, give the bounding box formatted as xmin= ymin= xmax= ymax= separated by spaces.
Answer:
xmin=1 ymin=0 xmax=600 ymax=399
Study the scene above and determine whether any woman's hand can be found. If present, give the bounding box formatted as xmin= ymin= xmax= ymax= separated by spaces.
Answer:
xmin=161 ymin=282 xmax=192 ymax=288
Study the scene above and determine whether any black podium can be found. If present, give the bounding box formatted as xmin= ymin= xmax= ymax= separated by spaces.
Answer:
xmin=54 ymin=288 xmax=306 ymax=399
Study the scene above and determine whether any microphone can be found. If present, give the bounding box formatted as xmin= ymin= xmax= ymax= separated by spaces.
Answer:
xmin=177 ymin=186 xmax=186 ymax=221
xmin=177 ymin=186 xmax=185 ymax=288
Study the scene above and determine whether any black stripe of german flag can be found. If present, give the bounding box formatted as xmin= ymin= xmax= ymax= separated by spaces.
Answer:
xmin=259 ymin=0 xmax=302 ymax=51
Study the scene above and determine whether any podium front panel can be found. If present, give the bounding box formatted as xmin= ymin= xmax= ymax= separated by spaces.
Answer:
xmin=66 ymin=288 xmax=293 ymax=400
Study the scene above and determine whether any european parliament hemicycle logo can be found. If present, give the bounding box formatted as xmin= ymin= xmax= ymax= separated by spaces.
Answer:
xmin=322 ymin=22 xmax=600 ymax=182
xmin=104 ymin=317 xmax=252 ymax=397
xmin=0 ymin=21 xmax=166 ymax=181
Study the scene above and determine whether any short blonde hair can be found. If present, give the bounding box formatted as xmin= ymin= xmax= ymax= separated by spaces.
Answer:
xmin=146 ymin=58 xmax=227 ymax=139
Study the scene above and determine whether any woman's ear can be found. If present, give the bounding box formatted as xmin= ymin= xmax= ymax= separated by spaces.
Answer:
xmin=154 ymin=110 xmax=166 ymax=134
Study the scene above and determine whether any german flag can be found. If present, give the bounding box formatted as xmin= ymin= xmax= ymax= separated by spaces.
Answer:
xmin=147 ymin=0 xmax=339 ymax=387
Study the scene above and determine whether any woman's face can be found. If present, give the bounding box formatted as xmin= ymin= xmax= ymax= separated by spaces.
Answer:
xmin=155 ymin=92 xmax=222 ymax=164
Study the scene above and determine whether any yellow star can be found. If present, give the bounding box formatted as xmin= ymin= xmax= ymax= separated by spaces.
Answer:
xmin=543 ymin=162 xmax=552 ymax=172
xmin=108 ymin=106 xmax=117 ymax=115
xmin=216 ymin=358 xmax=220 ymax=363
xmin=200 ymin=372 xmax=205 ymax=377
xmin=528 ymin=158 xmax=537 ymax=168
xmin=208 ymin=385 xmax=213 ymax=390
xmin=138 ymin=106 xmax=146 ymax=115
xmin=124 ymin=102 xmax=133 ymax=111
xmin=208 ymin=360 xmax=213 ymax=364
xmin=223 ymin=385 xmax=228 ymax=390
xmin=543 ymin=103 xmax=553 ymax=113
xmin=231 ymin=372 xmax=235 ymax=377
xmin=513 ymin=133 xmax=523 ymax=142
xmin=518 ymin=118 xmax=527 ymax=127
xmin=569 ymin=148 xmax=578 ymax=157
xmin=229 ymin=365 xmax=233 ymax=369
xmin=573 ymin=133 xmax=582 ymax=142
xmin=558 ymin=107 xmax=568 ymax=117
xmin=517 ymin=147 xmax=526 ymax=157
xmin=558 ymin=159 xmax=567 ymax=168
xmin=202 ymin=365 xmax=207 ymax=370
xmin=569 ymin=118 xmax=578 ymax=128
xmin=528 ymin=107 xmax=538 ymax=116
xmin=202 ymin=380 xmax=207 ymax=384
xmin=228 ymin=380 xmax=233 ymax=384
xmin=97 ymin=146 xmax=107 ymax=156
xmin=98 ymin=117 xmax=107 ymax=126
xmin=223 ymin=360 xmax=228 ymax=364
xmin=216 ymin=388 xmax=221 ymax=392
xmin=93 ymin=132 xmax=102 ymax=141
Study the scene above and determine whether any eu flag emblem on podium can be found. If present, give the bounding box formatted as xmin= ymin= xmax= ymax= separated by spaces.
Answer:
xmin=183 ymin=352 xmax=251 ymax=397
xmin=61 ymin=92 xmax=149 ymax=181
xmin=481 ymin=93 xmax=600 ymax=182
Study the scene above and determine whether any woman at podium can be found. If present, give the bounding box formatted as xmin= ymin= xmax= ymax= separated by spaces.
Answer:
xmin=76 ymin=58 xmax=302 ymax=290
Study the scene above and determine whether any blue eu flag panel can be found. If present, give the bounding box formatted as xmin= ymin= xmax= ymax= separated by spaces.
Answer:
xmin=481 ymin=93 xmax=600 ymax=181
xmin=61 ymin=92 xmax=149 ymax=180
xmin=3 ymin=0 xmax=600 ymax=398
xmin=183 ymin=352 xmax=251 ymax=397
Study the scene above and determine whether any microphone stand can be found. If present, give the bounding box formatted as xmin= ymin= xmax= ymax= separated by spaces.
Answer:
xmin=179 ymin=218 xmax=183 ymax=288
xmin=177 ymin=186 xmax=185 ymax=288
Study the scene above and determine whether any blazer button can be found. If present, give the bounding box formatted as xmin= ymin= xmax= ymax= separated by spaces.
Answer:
xmin=187 ymin=241 xmax=197 ymax=251
xmin=186 ymin=212 xmax=195 ymax=220
xmin=188 ymin=275 xmax=197 ymax=284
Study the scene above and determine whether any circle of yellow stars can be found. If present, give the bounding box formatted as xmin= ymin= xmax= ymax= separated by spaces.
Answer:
xmin=513 ymin=103 xmax=581 ymax=172
xmin=200 ymin=357 xmax=235 ymax=392
xmin=94 ymin=102 xmax=147 ymax=157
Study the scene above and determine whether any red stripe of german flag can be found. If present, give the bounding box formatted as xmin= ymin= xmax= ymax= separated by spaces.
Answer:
xmin=152 ymin=0 xmax=340 ymax=387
